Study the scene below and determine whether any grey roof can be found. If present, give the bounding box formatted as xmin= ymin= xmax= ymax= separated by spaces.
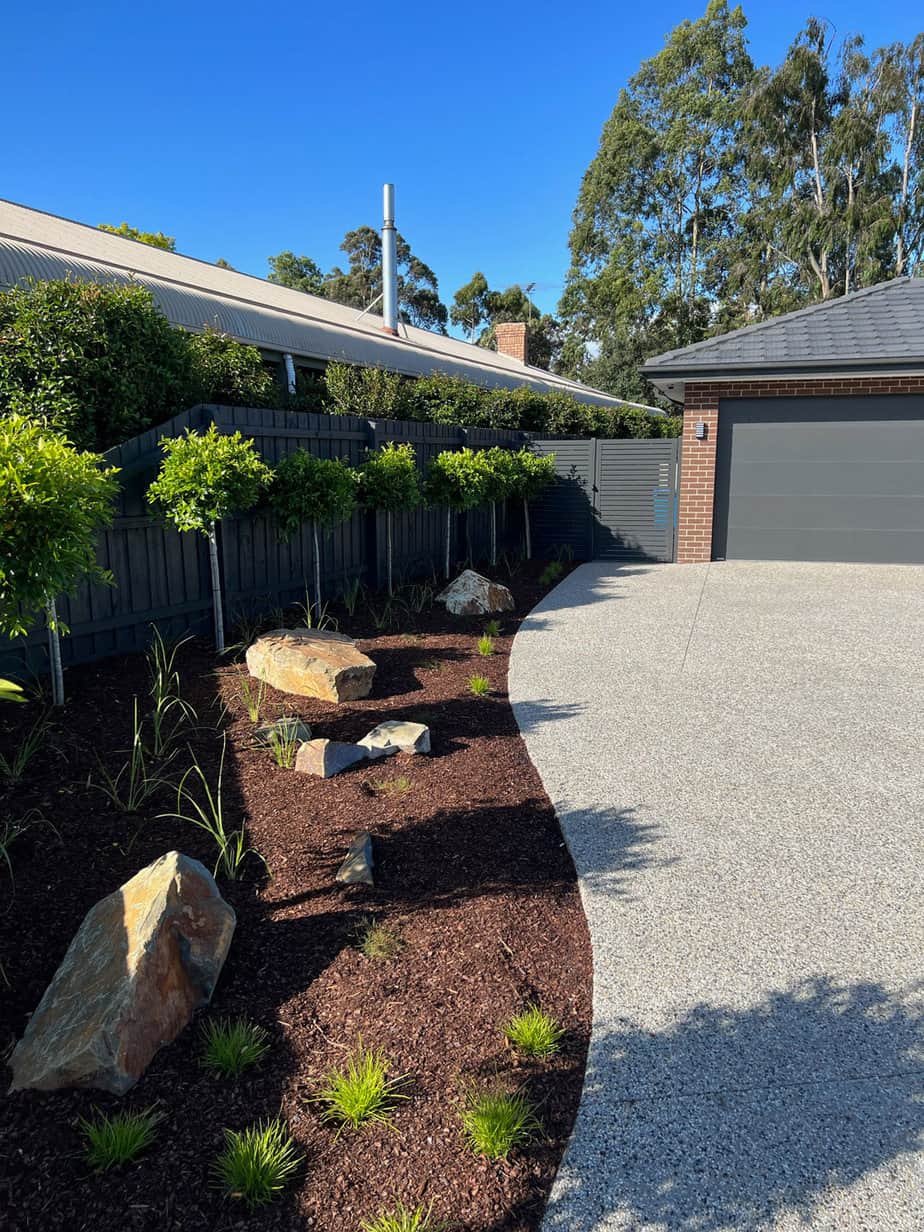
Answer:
xmin=642 ymin=278 xmax=924 ymax=393
xmin=0 ymin=198 xmax=654 ymax=412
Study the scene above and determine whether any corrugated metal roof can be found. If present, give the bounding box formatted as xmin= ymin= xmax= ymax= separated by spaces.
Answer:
xmin=642 ymin=278 xmax=924 ymax=387
xmin=0 ymin=198 xmax=651 ymax=411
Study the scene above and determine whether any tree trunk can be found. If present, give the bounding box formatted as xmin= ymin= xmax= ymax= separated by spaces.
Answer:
xmin=47 ymin=598 xmax=64 ymax=707
xmin=312 ymin=522 xmax=322 ymax=618
xmin=523 ymin=498 xmax=532 ymax=560
xmin=490 ymin=502 xmax=497 ymax=566
xmin=444 ymin=507 xmax=452 ymax=580
xmin=208 ymin=523 xmax=225 ymax=653
xmin=386 ymin=510 xmax=393 ymax=597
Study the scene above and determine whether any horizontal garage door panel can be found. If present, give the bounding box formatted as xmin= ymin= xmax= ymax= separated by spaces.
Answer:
xmin=714 ymin=395 xmax=924 ymax=563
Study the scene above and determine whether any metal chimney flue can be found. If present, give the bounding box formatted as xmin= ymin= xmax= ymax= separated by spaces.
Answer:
xmin=382 ymin=183 xmax=399 ymax=336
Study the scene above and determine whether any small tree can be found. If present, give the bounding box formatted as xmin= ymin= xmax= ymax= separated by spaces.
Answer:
xmin=147 ymin=425 xmax=271 ymax=652
xmin=479 ymin=448 xmax=518 ymax=566
xmin=424 ymin=448 xmax=489 ymax=580
xmin=357 ymin=443 xmax=421 ymax=596
xmin=0 ymin=414 xmax=119 ymax=704
xmin=507 ymin=449 xmax=556 ymax=560
xmin=269 ymin=451 xmax=358 ymax=617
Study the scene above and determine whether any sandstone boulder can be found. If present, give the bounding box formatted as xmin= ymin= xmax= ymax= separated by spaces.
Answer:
xmin=295 ymin=738 xmax=367 ymax=778
xmin=438 ymin=570 xmax=514 ymax=617
xmin=358 ymin=719 xmax=431 ymax=759
xmin=246 ymin=628 xmax=375 ymax=702
xmin=9 ymin=852 xmax=235 ymax=1095
xmin=336 ymin=832 xmax=374 ymax=886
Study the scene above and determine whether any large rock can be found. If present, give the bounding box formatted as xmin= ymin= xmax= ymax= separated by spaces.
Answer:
xmin=438 ymin=570 xmax=514 ymax=617
xmin=8 ymin=852 xmax=235 ymax=1095
xmin=358 ymin=719 xmax=431 ymax=759
xmin=336 ymin=832 xmax=374 ymax=886
xmin=246 ymin=628 xmax=375 ymax=703
xmin=295 ymin=738 xmax=368 ymax=779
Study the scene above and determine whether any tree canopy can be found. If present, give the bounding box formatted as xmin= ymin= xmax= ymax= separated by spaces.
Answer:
xmin=451 ymin=274 xmax=560 ymax=369
xmin=98 ymin=222 xmax=176 ymax=251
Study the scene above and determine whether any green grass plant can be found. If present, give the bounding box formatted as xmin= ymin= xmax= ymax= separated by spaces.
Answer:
xmin=201 ymin=1017 xmax=270 ymax=1077
xmin=354 ymin=916 xmax=404 ymax=960
xmin=237 ymin=672 xmax=267 ymax=723
xmin=212 ymin=1118 xmax=302 ymax=1208
xmin=80 ymin=1106 xmax=164 ymax=1170
xmin=460 ymin=1087 xmax=541 ymax=1159
xmin=362 ymin=1202 xmax=446 ymax=1232
xmin=0 ymin=712 xmax=49 ymax=783
xmin=477 ymin=635 xmax=494 ymax=656
xmin=504 ymin=1004 xmax=565 ymax=1058
xmin=314 ymin=1042 xmax=409 ymax=1132
xmin=468 ymin=674 xmax=491 ymax=697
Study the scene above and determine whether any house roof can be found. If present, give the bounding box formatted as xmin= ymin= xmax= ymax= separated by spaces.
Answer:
xmin=0 ymin=198 xmax=653 ymax=412
xmin=642 ymin=278 xmax=924 ymax=400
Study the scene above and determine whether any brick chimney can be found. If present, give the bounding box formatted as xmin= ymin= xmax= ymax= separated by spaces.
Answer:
xmin=495 ymin=321 xmax=528 ymax=364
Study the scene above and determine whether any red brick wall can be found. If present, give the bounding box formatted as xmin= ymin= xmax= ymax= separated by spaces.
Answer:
xmin=677 ymin=376 xmax=924 ymax=563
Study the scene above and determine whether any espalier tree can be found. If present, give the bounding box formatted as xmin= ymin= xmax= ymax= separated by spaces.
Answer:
xmin=147 ymin=425 xmax=271 ymax=653
xmin=269 ymin=450 xmax=358 ymax=617
xmin=357 ymin=443 xmax=421 ymax=596
xmin=0 ymin=414 xmax=119 ymax=705
xmin=424 ymin=448 xmax=490 ymax=580
xmin=507 ymin=449 xmax=556 ymax=560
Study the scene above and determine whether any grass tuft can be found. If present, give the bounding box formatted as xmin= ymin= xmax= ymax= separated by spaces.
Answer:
xmin=483 ymin=619 xmax=501 ymax=638
xmin=370 ymin=775 xmax=412 ymax=797
xmin=201 ymin=1017 xmax=270 ymax=1077
xmin=80 ymin=1107 xmax=164 ymax=1170
xmin=212 ymin=1118 xmax=302 ymax=1208
xmin=460 ymin=1087 xmax=541 ymax=1159
xmin=504 ymin=1004 xmax=565 ymax=1058
xmin=314 ymin=1042 xmax=409 ymax=1132
xmin=237 ymin=673 xmax=267 ymax=723
xmin=354 ymin=916 xmax=404 ymax=960
xmin=476 ymin=635 xmax=494 ymax=657
xmin=468 ymin=674 xmax=491 ymax=697
xmin=538 ymin=561 xmax=565 ymax=586
xmin=362 ymin=1202 xmax=447 ymax=1232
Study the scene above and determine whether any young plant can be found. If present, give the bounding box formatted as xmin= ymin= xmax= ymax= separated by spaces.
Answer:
xmin=504 ymin=1005 xmax=565 ymax=1058
xmin=237 ymin=672 xmax=267 ymax=723
xmin=468 ymin=674 xmax=491 ymax=697
xmin=358 ymin=443 xmax=421 ymax=597
xmin=0 ymin=678 xmax=25 ymax=704
xmin=506 ymin=449 xmax=556 ymax=560
xmin=268 ymin=449 xmax=358 ymax=619
xmin=539 ymin=561 xmax=564 ymax=586
xmin=147 ymin=627 xmax=195 ymax=757
xmin=483 ymin=619 xmax=501 ymax=638
xmin=0 ymin=712 xmax=49 ymax=783
xmin=477 ymin=635 xmax=494 ymax=657
xmin=362 ymin=1203 xmax=446 ymax=1232
xmin=314 ymin=1042 xmax=409 ymax=1132
xmin=0 ymin=415 xmax=119 ymax=705
xmin=460 ymin=1088 xmax=541 ymax=1159
xmin=354 ymin=917 xmax=405 ymax=961
xmin=148 ymin=424 xmax=272 ymax=653
xmin=424 ymin=448 xmax=490 ymax=580
xmin=370 ymin=775 xmax=412 ymax=797
xmin=480 ymin=447 xmax=518 ymax=566
xmin=212 ymin=1118 xmax=302 ymax=1209
xmin=80 ymin=1107 xmax=164 ymax=1170
xmin=267 ymin=721 xmax=299 ymax=769
xmin=162 ymin=738 xmax=263 ymax=880
xmin=201 ymin=1018 xmax=270 ymax=1077
xmin=93 ymin=699 xmax=164 ymax=813
xmin=342 ymin=575 xmax=364 ymax=617
xmin=1 ymin=809 xmax=57 ymax=895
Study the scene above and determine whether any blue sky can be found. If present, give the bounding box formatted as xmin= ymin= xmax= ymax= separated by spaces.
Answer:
xmin=3 ymin=1 xmax=921 ymax=332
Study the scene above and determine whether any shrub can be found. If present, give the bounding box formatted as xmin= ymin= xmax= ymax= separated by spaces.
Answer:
xmin=504 ymin=1005 xmax=565 ymax=1057
xmin=362 ymin=1203 xmax=446 ymax=1232
xmin=477 ymin=635 xmax=494 ymax=657
xmin=460 ymin=1088 xmax=541 ymax=1159
xmin=358 ymin=443 xmax=421 ymax=596
xmin=80 ymin=1107 xmax=164 ymax=1170
xmin=187 ymin=328 xmax=275 ymax=408
xmin=425 ymin=448 xmax=490 ymax=578
xmin=324 ymin=362 xmax=410 ymax=420
xmin=314 ymin=1042 xmax=409 ymax=1132
xmin=506 ymin=450 xmax=557 ymax=559
xmin=201 ymin=1018 xmax=270 ymax=1077
xmin=212 ymin=1118 xmax=302 ymax=1208
xmin=468 ymin=674 xmax=491 ymax=697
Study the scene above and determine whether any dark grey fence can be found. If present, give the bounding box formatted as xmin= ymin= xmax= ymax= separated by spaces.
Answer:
xmin=1 ymin=407 xmax=679 ymax=677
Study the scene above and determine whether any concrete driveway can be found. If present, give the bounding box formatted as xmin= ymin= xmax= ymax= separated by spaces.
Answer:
xmin=510 ymin=561 xmax=924 ymax=1231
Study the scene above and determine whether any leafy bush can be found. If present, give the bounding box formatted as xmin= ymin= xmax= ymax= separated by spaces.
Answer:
xmin=80 ymin=1107 xmax=164 ymax=1170
xmin=504 ymin=1004 xmax=565 ymax=1057
xmin=460 ymin=1088 xmax=541 ymax=1159
xmin=201 ymin=1018 xmax=270 ymax=1077
xmin=325 ymin=362 xmax=410 ymax=420
xmin=469 ymin=674 xmax=491 ymax=697
xmin=212 ymin=1118 xmax=302 ymax=1208
xmin=187 ymin=328 xmax=275 ymax=408
xmin=362 ymin=1203 xmax=446 ymax=1232
xmin=314 ymin=1042 xmax=409 ymax=1132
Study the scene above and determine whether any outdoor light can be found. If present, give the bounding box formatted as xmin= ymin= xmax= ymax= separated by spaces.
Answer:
xmin=695 ymin=419 xmax=707 ymax=440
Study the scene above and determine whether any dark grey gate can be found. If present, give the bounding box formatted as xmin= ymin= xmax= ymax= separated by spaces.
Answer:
xmin=529 ymin=437 xmax=679 ymax=562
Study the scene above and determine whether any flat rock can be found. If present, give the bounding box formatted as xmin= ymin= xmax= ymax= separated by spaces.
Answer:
xmin=254 ymin=717 xmax=312 ymax=746
xmin=245 ymin=628 xmax=375 ymax=702
xmin=336 ymin=832 xmax=374 ymax=886
xmin=438 ymin=570 xmax=514 ymax=617
xmin=8 ymin=851 xmax=235 ymax=1095
xmin=358 ymin=719 xmax=431 ymax=759
xmin=295 ymin=738 xmax=367 ymax=778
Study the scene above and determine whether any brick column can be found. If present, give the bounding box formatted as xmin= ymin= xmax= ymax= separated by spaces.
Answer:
xmin=676 ymin=386 xmax=719 ymax=563
xmin=495 ymin=322 xmax=528 ymax=363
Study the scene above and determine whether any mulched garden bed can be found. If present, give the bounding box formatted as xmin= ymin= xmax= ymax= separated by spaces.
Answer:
xmin=0 ymin=559 xmax=591 ymax=1231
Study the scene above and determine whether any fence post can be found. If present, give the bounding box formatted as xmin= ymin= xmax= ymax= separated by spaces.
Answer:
xmin=365 ymin=419 xmax=384 ymax=590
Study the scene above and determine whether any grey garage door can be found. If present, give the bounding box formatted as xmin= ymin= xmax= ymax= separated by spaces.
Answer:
xmin=713 ymin=395 xmax=924 ymax=563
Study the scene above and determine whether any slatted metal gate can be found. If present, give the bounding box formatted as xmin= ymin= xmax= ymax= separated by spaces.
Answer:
xmin=530 ymin=437 xmax=680 ymax=562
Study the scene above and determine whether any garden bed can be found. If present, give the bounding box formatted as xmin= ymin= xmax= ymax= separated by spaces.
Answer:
xmin=0 ymin=560 xmax=591 ymax=1231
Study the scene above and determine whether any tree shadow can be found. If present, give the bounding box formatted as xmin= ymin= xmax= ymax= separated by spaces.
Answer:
xmin=543 ymin=976 xmax=924 ymax=1231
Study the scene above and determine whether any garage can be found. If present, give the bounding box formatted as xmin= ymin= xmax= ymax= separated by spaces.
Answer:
xmin=713 ymin=395 xmax=924 ymax=563
xmin=640 ymin=278 xmax=924 ymax=564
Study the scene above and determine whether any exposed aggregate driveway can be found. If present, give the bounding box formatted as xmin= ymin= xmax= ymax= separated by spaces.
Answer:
xmin=510 ymin=560 xmax=924 ymax=1231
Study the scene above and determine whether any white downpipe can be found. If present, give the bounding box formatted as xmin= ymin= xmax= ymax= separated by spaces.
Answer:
xmin=47 ymin=597 xmax=64 ymax=707
xmin=208 ymin=523 xmax=225 ymax=653
xmin=283 ymin=353 xmax=297 ymax=395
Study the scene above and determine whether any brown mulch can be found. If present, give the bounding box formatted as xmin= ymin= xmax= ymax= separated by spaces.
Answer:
xmin=0 ymin=560 xmax=591 ymax=1231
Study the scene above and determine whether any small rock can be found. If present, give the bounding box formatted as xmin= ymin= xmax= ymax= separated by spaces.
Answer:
xmin=438 ymin=570 xmax=514 ymax=616
xmin=358 ymin=719 xmax=431 ymax=758
xmin=336 ymin=832 xmax=374 ymax=886
xmin=294 ymin=738 xmax=367 ymax=778
xmin=246 ymin=628 xmax=375 ymax=702
xmin=8 ymin=851 xmax=235 ymax=1095
xmin=254 ymin=717 xmax=312 ymax=746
